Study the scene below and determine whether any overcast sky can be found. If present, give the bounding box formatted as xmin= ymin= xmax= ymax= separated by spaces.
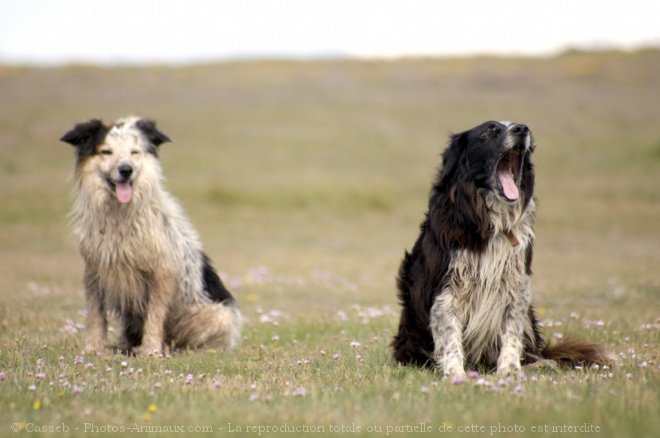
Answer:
xmin=1 ymin=0 xmax=658 ymax=64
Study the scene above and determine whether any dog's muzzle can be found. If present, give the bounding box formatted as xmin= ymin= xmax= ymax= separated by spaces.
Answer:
xmin=108 ymin=163 xmax=134 ymax=204
xmin=498 ymin=124 xmax=530 ymax=202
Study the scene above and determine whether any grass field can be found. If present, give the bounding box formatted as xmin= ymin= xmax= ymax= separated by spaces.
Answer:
xmin=0 ymin=50 xmax=658 ymax=437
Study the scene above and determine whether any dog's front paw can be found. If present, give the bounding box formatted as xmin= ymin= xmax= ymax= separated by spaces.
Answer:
xmin=84 ymin=338 xmax=107 ymax=354
xmin=442 ymin=362 xmax=467 ymax=379
xmin=496 ymin=361 xmax=523 ymax=378
xmin=133 ymin=344 xmax=163 ymax=357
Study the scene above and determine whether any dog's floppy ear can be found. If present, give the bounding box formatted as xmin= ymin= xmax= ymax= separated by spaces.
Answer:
xmin=432 ymin=176 xmax=492 ymax=251
xmin=60 ymin=119 xmax=105 ymax=147
xmin=439 ymin=131 xmax=467 ymax=182
xmin=136 ymin=119 xmax=171 ymax=146
xmin=430 ymin=130 xmax=492 ymax=250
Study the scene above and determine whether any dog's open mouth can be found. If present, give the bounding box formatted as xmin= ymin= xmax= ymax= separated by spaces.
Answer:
xmin=496 ymin=148 xmax=523 ymax=202
xmin=106 ymin=179 xmax=133 ymax=204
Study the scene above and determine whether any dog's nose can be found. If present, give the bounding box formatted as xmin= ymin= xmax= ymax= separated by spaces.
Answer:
xmin=118 ymin=164 xmax=133 ymax=180
xmin=510 ymin=124 xmax=529 ymax=135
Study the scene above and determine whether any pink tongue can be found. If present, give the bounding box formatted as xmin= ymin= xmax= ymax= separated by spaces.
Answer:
xmin=498 ymin=170 xmax=519 ymax=201
xmin=115 ymin=182 xmax=133 ymax=204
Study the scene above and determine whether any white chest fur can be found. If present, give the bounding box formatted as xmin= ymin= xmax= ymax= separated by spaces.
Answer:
xmin=447 ymin=199 xmax=535 ymax=365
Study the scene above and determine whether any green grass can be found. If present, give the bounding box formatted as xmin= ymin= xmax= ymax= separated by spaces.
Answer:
xmin=0 ymin=50 xmax=659 ymax=437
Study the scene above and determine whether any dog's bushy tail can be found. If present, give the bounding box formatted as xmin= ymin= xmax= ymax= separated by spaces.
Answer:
xmin=540 ymin=336 xmax=612 ymax=367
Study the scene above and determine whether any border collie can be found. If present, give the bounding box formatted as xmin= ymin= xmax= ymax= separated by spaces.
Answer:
xmin=392 ymin=121 xmax=609 ymax=376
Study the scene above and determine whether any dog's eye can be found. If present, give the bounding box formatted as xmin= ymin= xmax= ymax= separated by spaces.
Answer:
xmin=130 ymin=150 xmax=140 ymax=156
xmin=485 ymin=124 xmax=502 ymax=137
xmin=100 ymin=150 xmax=112 ymax=156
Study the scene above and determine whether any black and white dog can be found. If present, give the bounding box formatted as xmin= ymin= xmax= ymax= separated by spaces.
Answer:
xmin=392 ymin=121 xmax=609 ymax=377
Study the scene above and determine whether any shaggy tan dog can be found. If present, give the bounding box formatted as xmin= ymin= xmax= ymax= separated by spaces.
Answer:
xmin=62 ymin=116 xmax=241 ymax=356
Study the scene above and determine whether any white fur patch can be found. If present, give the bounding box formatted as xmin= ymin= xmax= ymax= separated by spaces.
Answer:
xmin=431 ymin=197 xmax=535 ymax=372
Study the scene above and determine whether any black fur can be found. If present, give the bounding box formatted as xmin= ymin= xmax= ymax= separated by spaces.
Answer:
xmin=60 ymin=119 xmax=108 ymax=163
xmin=121 ymin=310 xmax=145 ymax=352
xmin=136 ymin=119 xmax=171 ymax=156
xmin=392 ymin=121 xmax=537 ymax=367
xmin=201 ymin=252 xmax=235 ymax=305
xmin=60 ymin=118 xmax=170 ymax=160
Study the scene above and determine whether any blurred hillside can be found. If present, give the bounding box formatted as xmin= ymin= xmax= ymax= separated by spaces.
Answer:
xmin=0 ymin=50 xmax=658 ymax=316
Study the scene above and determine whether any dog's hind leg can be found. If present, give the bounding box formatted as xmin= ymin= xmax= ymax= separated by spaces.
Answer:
xmin=430 ymin=292 xmax=467 ymax=378
xmin=83 ymin=266 xmax=108 ymax=353
xmin=134 ymin=273 xmax=177 ymax=356
xmin=167 ymin=303 xmax=242 ymax=350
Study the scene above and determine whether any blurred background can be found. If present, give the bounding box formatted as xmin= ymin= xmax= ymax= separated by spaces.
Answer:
xmin=0 ymin=0 xmax=659 ymax=327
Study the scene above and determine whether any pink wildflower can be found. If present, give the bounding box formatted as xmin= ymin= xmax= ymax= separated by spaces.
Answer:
xmin=475 ymin=378 xmax=491 ymax=387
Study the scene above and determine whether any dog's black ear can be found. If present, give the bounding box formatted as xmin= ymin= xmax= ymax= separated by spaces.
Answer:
xmin=431 ymin=176 xmax=492 ymax=251
xmin=430 ymin=130 xmax=492 ymax=250
xmin=136 ymin=119 xmax=171 ymax=146
xmin=439 ymin=131 xmax=467 ymax=182
xmin=60 ymin=119 xmax=105 ymax=147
